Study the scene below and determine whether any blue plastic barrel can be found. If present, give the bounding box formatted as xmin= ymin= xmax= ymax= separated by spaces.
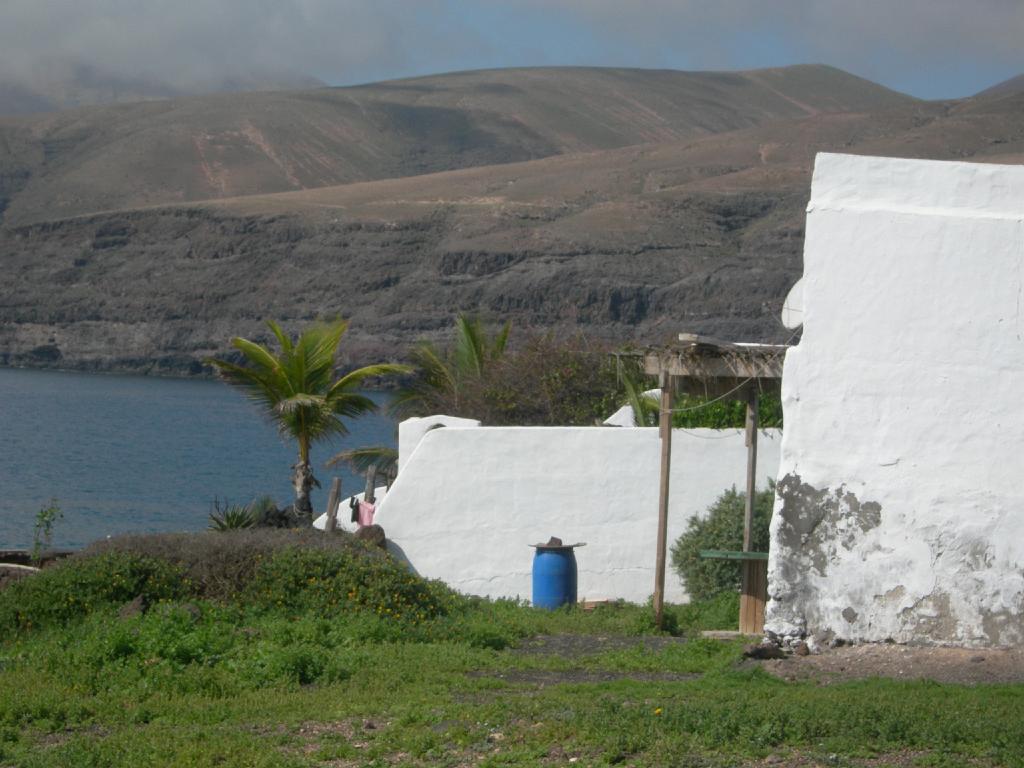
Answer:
xmin=532 ymin=546 xmax=579 ymax=609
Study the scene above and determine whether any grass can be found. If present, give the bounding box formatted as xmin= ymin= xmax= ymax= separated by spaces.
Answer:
xmin=0 ymin=536 xmax=1021 ymax=767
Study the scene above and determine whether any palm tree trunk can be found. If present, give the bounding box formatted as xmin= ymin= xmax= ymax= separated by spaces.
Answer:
xmin=292 ymin=435 xmax=318 ymax=524
xmin=291 ymin=460 xmax=318 ymax=524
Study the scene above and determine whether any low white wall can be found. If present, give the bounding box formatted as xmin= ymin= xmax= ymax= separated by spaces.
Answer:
xmin=375 ymin=422 xmax=780 ymax=604
xmin=766 ymin=153 xmax=1024 ymax=647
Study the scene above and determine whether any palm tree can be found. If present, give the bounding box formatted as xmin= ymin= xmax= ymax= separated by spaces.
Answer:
xmin=621 ymin=369 xmax=660 ymax=427
xmin=208 ymin=319 xmax=408 ymax=523
xmin=389 ymin=314 xmax=511 ymax=419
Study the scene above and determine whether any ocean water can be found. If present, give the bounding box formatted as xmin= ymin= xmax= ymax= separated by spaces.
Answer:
xmin=0 ymin=368 xmax=396 ymax=549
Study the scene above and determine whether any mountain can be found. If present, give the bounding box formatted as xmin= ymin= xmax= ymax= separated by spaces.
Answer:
xmin=973 ymin=74 xmax=1024 ymax=100
xmin=1 ymin=65 xmax=1021 ymax=375
xmin=0 ymin=61 xmax=325 ymax=116
xmin=0 ymin=65 xmax=913 ymax=225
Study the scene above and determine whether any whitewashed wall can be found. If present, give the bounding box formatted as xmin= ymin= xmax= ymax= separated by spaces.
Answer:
xmin=766 ymin=153 xmax=1024 ymax=648
xmin=371 ymin=420 xmax=780 ymax=604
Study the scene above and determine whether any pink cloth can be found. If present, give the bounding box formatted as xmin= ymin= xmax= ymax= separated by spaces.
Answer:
xmin=357 ymin=500 xmax=376 ymax=527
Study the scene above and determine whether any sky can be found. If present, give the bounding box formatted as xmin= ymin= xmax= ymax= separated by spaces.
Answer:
xmin=1 ymin=0 xmax=1022 ymax=100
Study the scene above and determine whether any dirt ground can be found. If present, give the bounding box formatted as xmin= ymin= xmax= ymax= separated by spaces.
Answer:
xmin=513 ymin=633 xmax=688 ymax=657
xmin=757 ymin=642 xmax=1024 ymax=685
xmin=516 ymin=633 xmax=1024 ymax=687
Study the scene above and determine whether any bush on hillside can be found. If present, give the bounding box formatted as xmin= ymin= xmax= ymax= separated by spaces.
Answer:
xmin=670 ymin=483 xmax=774 ymax=601
xmin=247 ymin=547 xmax=456 ymax=622
xmin=0 ymin=552 xmax=184 ymax=631
xmin=2 ymin=530 xmax=461 ymax=635
xmin=81 ymin=529 xmax=372 ymax=601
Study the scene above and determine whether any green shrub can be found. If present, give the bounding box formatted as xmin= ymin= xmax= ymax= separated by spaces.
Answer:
xmin=81 ymin=529 xmax=368 ymax=601
xmin=671 ymin=392 xmax=783 ymax=429
xmin=670 ymin=483 xmax=774 ymax=601
xmin=247 ymin=547 xmax=459 ymax=623
xmin=0 ymin=553 xmax=184 ymax=632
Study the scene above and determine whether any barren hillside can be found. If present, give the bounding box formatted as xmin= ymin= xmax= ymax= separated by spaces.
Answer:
xmin=0 ymin=65 xmax=913 ymax=225
xmin=1 ymin=66 xmax=1021 ymax=375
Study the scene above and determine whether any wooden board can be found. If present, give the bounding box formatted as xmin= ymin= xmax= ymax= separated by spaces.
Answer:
xmin=739 ymin=559 xmax=768 ymax=634
xmin=699 ymin=549 xmax=768 ymax=561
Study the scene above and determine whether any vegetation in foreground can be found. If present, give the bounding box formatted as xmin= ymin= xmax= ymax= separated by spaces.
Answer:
xmin=1 ymin=533 xmax=1021 ymax=768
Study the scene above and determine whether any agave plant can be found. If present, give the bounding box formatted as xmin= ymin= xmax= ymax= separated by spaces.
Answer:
xmin=208 ymin=500 xmax=257 ymax=531
xmin=208 ymin=319 xmax=409 ymax=523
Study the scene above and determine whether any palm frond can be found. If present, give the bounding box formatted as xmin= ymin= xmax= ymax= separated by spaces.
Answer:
xmin=454 ymin=314 xmax=487 ymax=377
xmin=276 ymin=393 xmax=327 ymax=414
xmin=622 ymin=370 xmax=660 ymax=427
xmin=492 ymin=320 xmax=512 ymax=357
xmin=232 ymin=336 xmax=284 ymax=375
xmin=266 ymin=320 xmax=294 ymax=355
xmin=330 ymin=363 xmax=412 ymax=395
xmin=326 ymin=445 xmax=398 ymax=474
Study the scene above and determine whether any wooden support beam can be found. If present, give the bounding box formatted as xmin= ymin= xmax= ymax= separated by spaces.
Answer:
xmin=324 ymin=477 xmax=342 ymax=533
xmin=739 ymin=559 xmax=768 ymax=634
xmin=740 ymin=386 xmax=764 ymax=634
xmin=743 ymin=387 xmax=759 ymax=552
xmin=642 ymin=350 xmax=784 ymax=381
xmin=653 ymin=371 xmax=674 ymax=630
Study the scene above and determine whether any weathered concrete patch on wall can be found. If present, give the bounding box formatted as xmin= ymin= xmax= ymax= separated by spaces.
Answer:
xmin=765 ymin=153 xmax=1024 ymax=648
xmin=773 ymin=473 xmax=882 ymax=580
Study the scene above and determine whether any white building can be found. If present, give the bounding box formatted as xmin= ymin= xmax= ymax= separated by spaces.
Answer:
xmin=766 ymin=153 xmax=1024 ymax=648
xmin=321 ymin=414 xmax=780 ymax=604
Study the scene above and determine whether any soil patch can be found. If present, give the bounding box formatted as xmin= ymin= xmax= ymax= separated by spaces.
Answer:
xmin=759 ymin=643 xmax=1024 ymax=685
xmin=469 ymin=669 xmax=700 ymax=685
xmin=742 ymin=749 xmax=993 ymax=767
xmin=513 ymin=633 xmax=687 ymax=657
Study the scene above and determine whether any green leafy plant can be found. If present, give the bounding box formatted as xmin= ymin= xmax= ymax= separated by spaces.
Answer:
xmin=0 ymin=552 xmax=185 ymax=632
xmin=670 ymin=482 xmax=775 ymax=601
xmin=207 ymin=500 xmax=257 ymax=531
xmin=208 ymin=319 xmax=409 ymax=522
xmin=617 ymin=363 xmax=784 ymax=430
xmin=31 ymin=499 xmax=62 ymax=564
xmin=390 ymin=313 xmax=511 ymax=419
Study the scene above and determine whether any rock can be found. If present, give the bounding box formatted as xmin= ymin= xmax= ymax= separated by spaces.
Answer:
xmin=743 ymin=642 xmax=788 ymax=660
xmin=355 ymin=524 xmax=387 ymax=549
xmin=118 ymin=594 xmax=148 ymax=619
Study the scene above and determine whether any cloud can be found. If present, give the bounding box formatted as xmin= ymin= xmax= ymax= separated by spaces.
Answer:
xmin=1 ymin=0 xmax=1021 ymax=99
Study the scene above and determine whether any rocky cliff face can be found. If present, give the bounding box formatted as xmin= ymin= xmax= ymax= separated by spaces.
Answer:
xmin=0 ymin=187 xmax=805 ymax=374
xmin=1 ymin=67 xmax=1021 ymax=374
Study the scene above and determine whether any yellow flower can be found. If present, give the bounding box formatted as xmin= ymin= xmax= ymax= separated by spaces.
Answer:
xmin=654 ymin=708 xmax=663 ymax=716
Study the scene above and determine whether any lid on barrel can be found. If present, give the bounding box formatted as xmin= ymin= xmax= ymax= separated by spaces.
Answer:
xmin=530 ymin=536 xmax=586 ymax=550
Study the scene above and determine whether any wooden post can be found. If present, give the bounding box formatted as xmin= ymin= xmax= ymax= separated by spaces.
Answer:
xmin=740 ymin=386 xmax=763 ymax=634
xmin=364 ymin=465 xmax=377 ymax=504
xmin=742 ymin=387 xmax=759 ymax=551
xmin=324 ymin=477 xmax=342 ymax=533
xmin=653 ymin=371 xmax=674 ymax=630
